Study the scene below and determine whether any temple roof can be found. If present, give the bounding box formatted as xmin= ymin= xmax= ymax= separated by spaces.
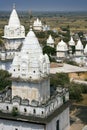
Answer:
xmin=33 ymin=18 xmax=42 ymax=27
xmin=8 ymin=7 xmax=20 ymax=27
xmin=21 ymin=28 xmax=42 ymax=54
xmin=47 ymin=35 xmax=54 ymax=44
xmin=76 ymin=39 xmax=83 ymax=50
xmin=69 ymin=37 xmax=75 ymax=46
xmin=57 ymin=40 xmax=68 ymax=51
xmin=12 ymin=28 xmax=50 ymax=80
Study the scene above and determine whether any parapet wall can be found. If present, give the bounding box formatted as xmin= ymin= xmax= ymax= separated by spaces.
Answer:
xmin=0 ymin=89 xmax=69 ymax=118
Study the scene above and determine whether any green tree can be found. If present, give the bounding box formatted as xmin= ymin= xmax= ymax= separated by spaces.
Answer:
xmin=69 ymin=83 xmax=83 ymax=102
xmin=43 ymin=45 xmax=56 ymax=62
xmin=43 ymin=46 xmax=56 ymax=55
xmin=0 ymin=70 xmax=12 ymax=91
xmin=50 ymin=73 xmax=70 ymax=88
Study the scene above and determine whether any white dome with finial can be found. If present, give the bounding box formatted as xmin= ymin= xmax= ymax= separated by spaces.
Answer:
xmin=33 ymin=18 xmax=42 ymax=27
xmin=47 ymin=35 xmax=54 ymax=44
xmin=56 ymin=40 xmax=68 ymax=51
xmin=76 ymin=39 xmax=83 ymax=50
xmin=11 ymin=28 xmax=50 ymax=80
xmin=21 ymin=28 xmax=42 ymax=55
xmin=47 ymin=35 xmax=54 ymax=47
xmin=33 ymin=18 xmax=42 ymax=31
xmin=8 ymin=5 xmax=20 ymax=27
xmin=69 ymin=36 xmax=75 ymax=46
xmin=3 ymin=4 xmax=25 ymax=39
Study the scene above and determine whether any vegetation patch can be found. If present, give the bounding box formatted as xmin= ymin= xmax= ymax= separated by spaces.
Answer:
xmin=0 ymin=70 xmax=12 ymax=91
xmin=50 ymin=73 xmax=87 ymax=102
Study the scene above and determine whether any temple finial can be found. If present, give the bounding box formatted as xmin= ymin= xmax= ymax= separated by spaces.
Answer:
xmin=13 ymin=3 xmax=16 ymax=9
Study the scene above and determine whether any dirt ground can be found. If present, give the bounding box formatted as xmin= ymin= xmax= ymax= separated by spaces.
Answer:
xmin=69 ymin=104 xmax=87 ymax=130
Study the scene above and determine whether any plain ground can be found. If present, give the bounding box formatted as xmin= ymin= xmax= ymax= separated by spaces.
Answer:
xmin=69 ymin=94 xmax=87 ymax=130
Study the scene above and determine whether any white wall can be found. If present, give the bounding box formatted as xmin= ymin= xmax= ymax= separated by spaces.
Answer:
xmin=0 ymin=119 xmax=44 ymax=130
xmin=46 ymin=107 xmax=70 ymax=130
xmin=0 ymin=107 xmax=69 ymax=130
xmin=12 ymin=79 xmax=50 ymax=104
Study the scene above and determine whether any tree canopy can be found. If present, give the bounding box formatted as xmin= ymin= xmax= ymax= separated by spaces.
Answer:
xmin=50 ymin=73 xmax=87 ymax=102
xmin=0 ymin=70 xmax=12 ymax=91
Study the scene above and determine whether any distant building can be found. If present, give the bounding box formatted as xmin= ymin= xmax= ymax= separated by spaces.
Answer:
xmin=75 ymin=39 xmax=84 ymax=56
xmin=33 ymin=18 xmax=43 ymax=31
xmin=47 ymin=35 xmax=54 ymax=48
xmin=56 ymin=40 xmax=68 ymax=58
xmin=68 ymin=36 xmax=75 ymax=54
xmin=43 ymin=25 xmax=50 ymax=31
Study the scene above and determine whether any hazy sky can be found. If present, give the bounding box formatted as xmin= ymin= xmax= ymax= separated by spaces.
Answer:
xmin=0 ymin=0 xmax=87 ymax=11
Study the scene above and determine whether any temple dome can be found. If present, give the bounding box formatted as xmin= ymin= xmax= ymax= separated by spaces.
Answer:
xmin=21 ymin=29 xmax=42 ymax=54
xmin=33 ymin=18 xmax=42 ymax=31
xmin=76 ymin=39 xmax=83 ymax=50
xmin=33 ymin=18 xmax=42 ymax=27
xmin=8 ymin=8 xmax=20 ymax=27
xmin=11 ymin=28 xmax=50 ymax=80
xmin=3 ymin=6 xmax=25 ymax=40
xmin=56 ymin=40 xmax=68 ymax=51
xmin=69 ymin=37 xmax=75 ymax=46
xmin=47 ymin=35 xmax=54 ymax=44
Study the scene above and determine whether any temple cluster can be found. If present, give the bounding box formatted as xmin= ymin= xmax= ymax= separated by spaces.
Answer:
xmin=0 ymin=6 xmax=70 ymax=130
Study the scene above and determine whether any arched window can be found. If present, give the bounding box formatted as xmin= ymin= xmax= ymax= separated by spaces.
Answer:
xmin=24 ymin=108 xmax=27 ymax=112
xmin=42 ymin=111 xmax=44 ymax=114
xmin=6 ymin=106 xmax=9 ymax=110
xmin=15 ymin=128 xmax=18 ymax=130
xmin=33 ymin=109 xmax=36 ymax=114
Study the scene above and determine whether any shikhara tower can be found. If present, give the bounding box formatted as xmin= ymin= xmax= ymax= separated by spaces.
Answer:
xmin=47 ymin=35 xmax=54 ymax=48
xmin=3 ymin=5 xmax=25 ymax=50
xmin=0 ymin=5 xmax=25 ymax=71
xmin=11 ymin=28 xmax=50 ymax=104
xmin=56 ymin=40 xmax=68 ymax=58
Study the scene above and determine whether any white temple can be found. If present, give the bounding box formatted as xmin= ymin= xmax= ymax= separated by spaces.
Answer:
xmin=56 ymin=40 xmax=68 ymax=58
xmin=69 ymin=37 xmax=75 ymax=47
xmin=11 ymin=28 xmax=50 ymax=104
xmin=75 ymin=39 xmax=84 ymax=56
xmin=68 ymin=37 xmax=75 ymax=55
xmin=47 ymin=35 xmax=54 ymax=47
xmin=0 ymin=5 xmax=25 ymax=71
xmin=3 ymin=5 xmax=25 ymax=50
xmin=33 ymin=18 xmax=43 ymax=31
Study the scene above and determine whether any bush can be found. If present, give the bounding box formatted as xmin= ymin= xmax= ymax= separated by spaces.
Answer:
xmin=50 ymin=73 xmax=70 ymax=88
xmin=69 ymin=83 xmax=83 ymax=102
xmin=12 ymin=107 xmax=19 ymax=116
xmin=50 ymin=73 xmax=85 ymax=102
xmin=0 ymin=70 xmax=12 ymax=91
xmin=80 ymin=84 xmax=87 ymax=94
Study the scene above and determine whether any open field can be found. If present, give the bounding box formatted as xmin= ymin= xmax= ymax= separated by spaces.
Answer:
xmin=70 ymin=94 xmax=87 ymax=130
xmin=77 ymin=94 xmax=87 ymax=106
xmin=70 ymin=104 xmax=87 ymax=130
xmin=0 ymin=11 xmax=87 ymax=35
